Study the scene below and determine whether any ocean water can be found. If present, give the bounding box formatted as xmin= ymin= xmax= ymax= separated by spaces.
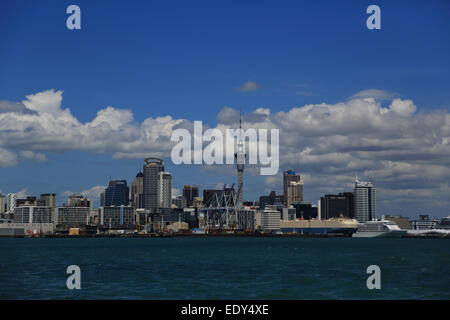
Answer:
xmin=0 ymin=237 xmax=449 ymax=299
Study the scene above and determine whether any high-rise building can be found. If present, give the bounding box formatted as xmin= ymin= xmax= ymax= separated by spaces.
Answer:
xmin=320 ymin=192 xmax=354 ymax=219
xmin=131 ymin=172 xmax=144 ymax=208
xmin=286 ymin=180 xmax=304 ymax=207
xmin=172 ymin=195 xmax=186 ymax=209
xmin=16 ymin=196 xmax=37 ymax=207
xmin=6 ymin=193 xmax=17 ymax=213
xmin=40 ymin=193 xmax=56 ymax=209
xmin=283 ymin=170 xmax=301 ymax=207
xmin=68 ymin=195 xmax=92 ymax=208
xmin=99 ymin=206 xmax=136 ymax=229
xmin=104 ymin=180 xmax=129 ymax=207
xmin=292 ymin=203 xmax=318 ymax=220
xmin=259 ymin=191 xmax=284 ymax=209
xmin=0 ymin=194 xmax=5 ymax=214
xmin=183 ymin=185 xmax=199 ymax=208
xmin=354 ymin=178 xmax=376 ymax=223
xmin=56 ymin=207 xmax=90 ymax=227
xmin=261 ymin=209 xmax=281 ymax=233
xmin=143 ymin=158 xmax=165 ymax=210
xmin=157 ymin=171 xmax=172 ymax=208
xmin=13 ymin=206 xmax=52 ymax=223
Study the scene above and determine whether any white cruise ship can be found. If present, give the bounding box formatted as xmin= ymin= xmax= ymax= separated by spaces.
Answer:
xmin=353 ymin=220 xmax=407 ymax=238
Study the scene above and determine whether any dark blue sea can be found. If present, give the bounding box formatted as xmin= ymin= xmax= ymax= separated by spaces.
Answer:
xmin=0 ymin=237 xmax=449 ymax=299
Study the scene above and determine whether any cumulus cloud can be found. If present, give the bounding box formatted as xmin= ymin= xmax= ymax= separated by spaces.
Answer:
xmin=61 ymin=185 xmax=106 ymax=200
xmin=0 ymin=88 xmax=449 ymax=214
xmin=235 ymin=81 xmax=261 ymax=92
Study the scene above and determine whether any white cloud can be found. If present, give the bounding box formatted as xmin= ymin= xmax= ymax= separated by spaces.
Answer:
xmin=61 ymin=185 xmax=106 ymax=200
xmin=351 ymin=89 xmax=398 ymax=101
xmin=235 ymin=80 xmax=261 ymax=92
xmin=1 ymin=89 xmax=449 ymax=214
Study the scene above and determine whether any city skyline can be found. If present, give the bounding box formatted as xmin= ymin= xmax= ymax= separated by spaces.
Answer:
xmin=0 ymin=1 xmax=449 ymax=218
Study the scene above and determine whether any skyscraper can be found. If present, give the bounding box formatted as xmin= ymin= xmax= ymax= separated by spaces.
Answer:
xmin=6 ymin=193 xmax=17 ymax=213
xmin=104 ymin=180 xmax=129 ymax=207
xmin=183 ymin=185 xmax=198 ymax=208
xmin=0 ymin=194 xmax=5 ymax=213
xmin=320 ymin=192 xmax=354 ymax=219
xmin=131 ymin=172 xmax=144 ymax=208
xmin=283 ymin=170 xmax=301 ymax=207
xmin=143 ymin=157 xmax=165 ymax=210
xmin=40 ymin=193 xmax=56 ymax=209
xmin=157 ymin=171 xmax=172 ymax=208
xmin=286 ymin=180 xmax=304 ymax=207
xmin=354 ymin=178 xmax=376 ymax=223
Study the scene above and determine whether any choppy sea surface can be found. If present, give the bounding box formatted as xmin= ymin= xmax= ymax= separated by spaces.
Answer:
xmin=0 ymin=237 xmax=449 ymax=299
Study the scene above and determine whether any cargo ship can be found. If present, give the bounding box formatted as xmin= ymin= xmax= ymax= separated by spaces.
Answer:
xmin=280 ymin=218 xmax=358 ymax=236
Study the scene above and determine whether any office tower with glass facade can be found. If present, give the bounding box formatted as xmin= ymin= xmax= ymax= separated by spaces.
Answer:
xmin=40 ymin=193 xmax=56 ymax=209
xmin=6 ymin=193 xmax=17 ymax=213
xmin=104 ymin=180 xmax=129 ymax=207
xmin=320 ymin=192 xmax=355 ymax=219
xmin=157 ymin=171 xmax=172 ymax=208
xmin=183 ymin=185 xmax=199 ymax=208
xmin=283 ymin=170 xmax=301 ymax=207
xmin=286 ymin=180 xmax=304 ymax=207
xmin=143 ymin=158 xmax=165 ymax=210
xmin=0 ymin=194 xmax=5 ymax=214
xmin=354 ymin=178 xmax=376 ymax=223
xmin=131 ymin=172 xmax=144 ymax=208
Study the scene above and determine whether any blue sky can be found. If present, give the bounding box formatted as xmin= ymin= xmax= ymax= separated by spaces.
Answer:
xmin=0 ymin=0 xmax=449 ymax=218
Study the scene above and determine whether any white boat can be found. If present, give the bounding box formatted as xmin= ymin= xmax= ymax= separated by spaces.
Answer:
xmin=353 ymin=220 xmax=407 ymax=238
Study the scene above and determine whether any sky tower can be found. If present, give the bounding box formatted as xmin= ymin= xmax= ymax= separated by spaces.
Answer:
xmin=235 ymin=112 xmax=245 ymax=208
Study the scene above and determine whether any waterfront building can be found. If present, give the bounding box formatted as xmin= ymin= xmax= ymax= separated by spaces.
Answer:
xmin=292 ymin=203 xmax=318 ymax=220
xmin=183 ymin=185 xmax=199 ymax=208
xmin=320 ymin=192 xmax=355 ymax=219
xmin=40 ymin=193 xmax=56 ymax=209
xmin=16 ymin=196 xmax=37 ymax=207
xmin=68 ymin=195 xmax=92 ymax=209
xmin=0 ymin=194 xmax=5 ymax=214
xmin=172 ymin=195 xmax=186 ymax=209
xmin=192 ymin=197 xmax=203 ymax=208
xmin=261 ymin=209 xmax=281 ymax=233
xmin=99 ymin=206 xmax=136 ymax=229
xmin=259 ymin=191 xmax=284 ymax=209
xmin=6 ymin=193 xmax=17 ymax=213
xmin=282 ymin=207 xmax=296 ymax=220
xmin=286 ymin=180 xmax=304 ymax=208
xmin=157 ymin=171 xmax=172 ymax=208
xmin=283 ymin=170 xmax=301 ymax=207
xmin=104 ymin=180 xmax=129 ymax=207
xmin=143 ymin=157 xmax=165 ymax=210
xmin=354 ymin=178 xmax=376 ymax=223
xmin=56 ymin=207 xmax=90 ymax=227
xmin=131 ymin=172 xmax=144 ymax=208
xmin=13 ymin=206 xmax=52 ymax=223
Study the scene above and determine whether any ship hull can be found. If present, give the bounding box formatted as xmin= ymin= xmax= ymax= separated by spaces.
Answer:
xmin=352 ymin=230 xmax=406 ymax=238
